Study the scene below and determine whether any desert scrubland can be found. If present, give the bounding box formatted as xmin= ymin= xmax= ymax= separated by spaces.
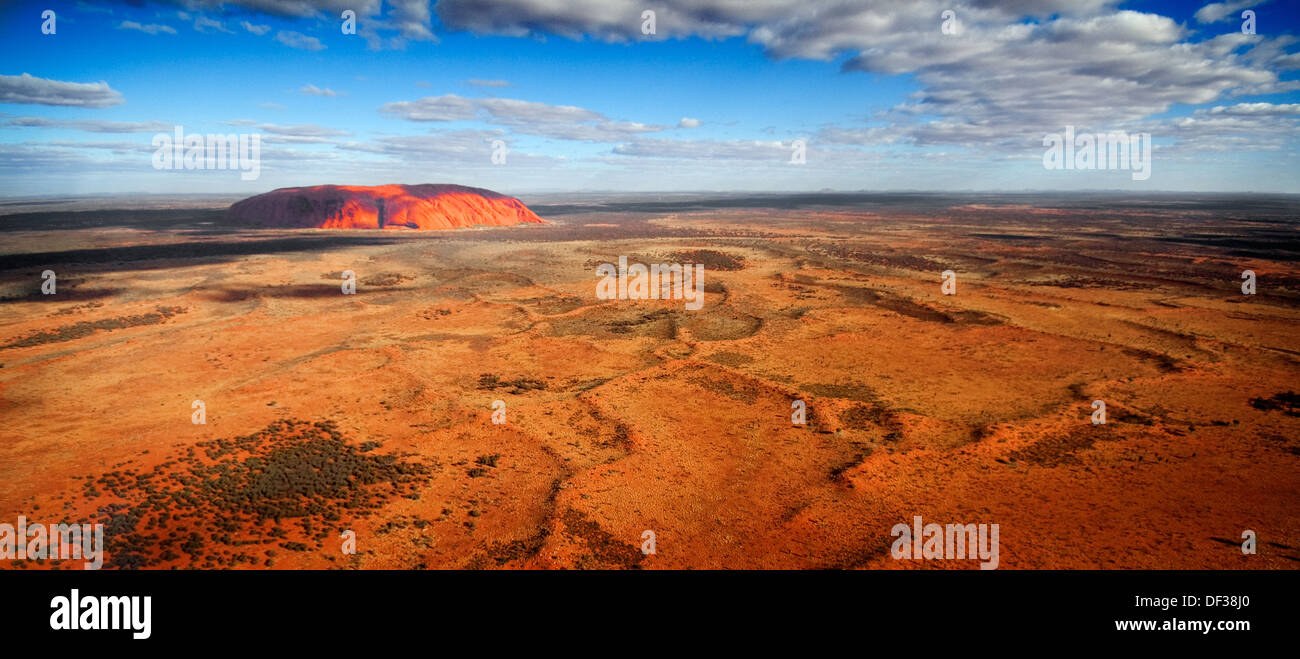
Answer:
xmin=0 ymin=193 xmax=1296 ymax=569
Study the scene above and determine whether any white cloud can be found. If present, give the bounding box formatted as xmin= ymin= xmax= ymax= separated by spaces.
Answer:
xmin=4 ymin=117 xmax=172 ymax=133
xmin=1194 ymin=0 xmax=1265 ymax=24
xmin=194 ymin=16 xmax=234 ymax=33
xmin=678 ymin=117 xmax=701 ymax=128
xmin=0 ymin=73 xmax=124 ymax=108
xmin=477 ymin=97 xmax=605 ymax=125
xmin=166 ymin=1 xmax=433 ymax=50
xmin=253 ymin=122 xmax=354 ymax=144
xmin=380 ymin=95 xmax=477 ymax=121
xmin=337 ymin=130 xmax=560 ymax=166
xmin=529 ymin=120 xmax=662 ymax=142
xmin=276 ymin=30 xmax=326 ymax=51
xmin=816 ymin=125 xmax=897 ymax=147
xmin=431 ymin=0 xmax=1299 ymax=156
xmin=380 ymin=94 xmax=668 ymax=141
xmin=612 ymin=137 xmax=793 ymax=160
xmin=388 ymin=95 xmax=601 ymax=124
xmin=241 ymin=21 xmax=272 ymax=35
xmin=117 ymin=20 xmax=178 ymax=35
xmin=300 ymin=84 xmax=341 ymax=97
xmin=1205 ymin=102 xmax=1300 ymax=116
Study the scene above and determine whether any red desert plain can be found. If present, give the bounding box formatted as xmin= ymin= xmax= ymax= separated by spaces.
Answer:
xmin=0 ymin=188 xmax=1297 ymax=570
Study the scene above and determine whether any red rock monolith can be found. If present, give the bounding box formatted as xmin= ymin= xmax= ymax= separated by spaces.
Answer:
xmin=226 ymin=184 xmax=545 ymax=229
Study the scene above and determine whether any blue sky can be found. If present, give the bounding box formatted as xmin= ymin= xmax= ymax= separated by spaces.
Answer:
xmin=1 ymin=0 xmax=1297 ymax=195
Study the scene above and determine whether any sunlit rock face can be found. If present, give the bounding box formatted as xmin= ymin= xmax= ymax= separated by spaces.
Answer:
xmin=226 ymin=184 xmax=545 ymax=229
